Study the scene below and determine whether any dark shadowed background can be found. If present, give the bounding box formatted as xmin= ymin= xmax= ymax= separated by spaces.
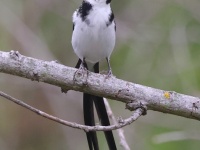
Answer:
xmin=0 ymin=0 xmax=200 ymax=149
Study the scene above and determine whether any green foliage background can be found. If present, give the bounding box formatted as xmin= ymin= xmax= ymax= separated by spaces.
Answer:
xmin=0 ymin=0 xmax=200 ymax=149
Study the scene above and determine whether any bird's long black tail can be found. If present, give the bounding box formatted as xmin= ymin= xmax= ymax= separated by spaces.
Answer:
xmin=75 ymin=59 xmax=117 ymax=150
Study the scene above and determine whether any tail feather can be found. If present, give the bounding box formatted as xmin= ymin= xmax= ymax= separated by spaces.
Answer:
xmin=75 ymin=59 xmax=117 ymax=150
xmin=76 ymin=59 xmax=99 ymax=150
xmin=84 ymin=94 xmax=99 ymax=150
xmin=94 ymin=97 xmax=117 ymax=150
xmin=93 ymin=61 xmax=117 ymax=150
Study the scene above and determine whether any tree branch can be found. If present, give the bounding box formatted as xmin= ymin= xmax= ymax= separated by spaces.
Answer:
xmin=0 ymin=50 xmax=200 ymax=120
xmin=0 ymin=91 xmax=144 ymax=131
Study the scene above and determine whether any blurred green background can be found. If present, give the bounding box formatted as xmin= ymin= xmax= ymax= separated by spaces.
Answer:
xmin=0 ymin=0 xmax=200 ymax=149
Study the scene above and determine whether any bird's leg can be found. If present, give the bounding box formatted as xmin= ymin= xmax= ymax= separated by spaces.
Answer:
xmin=106 ymin=57 xmax=112 ymax=77
xmin=73 ymin=58 xmax=89 ymax=83
xmin=79 ymin=57 xmax=88 ymax=71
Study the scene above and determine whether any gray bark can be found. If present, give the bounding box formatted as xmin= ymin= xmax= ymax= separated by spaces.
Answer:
xmin=0 ymin=50 xmax=200 ymax=121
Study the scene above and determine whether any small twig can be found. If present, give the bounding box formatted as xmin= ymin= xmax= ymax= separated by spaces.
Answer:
xmin=0 ymin=91 xmax=144 ymax=132
xmin=104 ymin=98 xmax=131 ymax=150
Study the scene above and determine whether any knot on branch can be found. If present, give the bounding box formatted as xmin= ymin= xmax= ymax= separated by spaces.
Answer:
xmin=73 ymin=68 xmax=89 ymax=87
xmin=117 ymin=116 xmax=125 ymax=124
xmin=126 ymin=101 xmax=147 ymax=115
xmin=30 ymin=69 xmax=40 ymax=81
xmin=9 ymin=50 xmax=20 ymax=60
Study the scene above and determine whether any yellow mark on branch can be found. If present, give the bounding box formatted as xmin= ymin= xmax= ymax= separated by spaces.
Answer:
xmin=164 ymin=91 xmax=170 ymax=99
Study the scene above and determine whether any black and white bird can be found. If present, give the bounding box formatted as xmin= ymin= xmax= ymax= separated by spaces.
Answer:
xmin=71 ymin=0 xmax=116 ymax=150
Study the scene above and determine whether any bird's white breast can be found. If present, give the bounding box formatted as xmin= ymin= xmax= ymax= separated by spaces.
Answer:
xmin=72 ymin=5 xmax=115 ymax=64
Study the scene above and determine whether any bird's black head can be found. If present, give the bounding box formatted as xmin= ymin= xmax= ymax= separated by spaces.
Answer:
xmin=85 ymin=0 xmax=111 ymax=5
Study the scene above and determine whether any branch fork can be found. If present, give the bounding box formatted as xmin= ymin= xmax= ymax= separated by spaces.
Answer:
xmin=0 ymin=91 xmax=145 ymax=132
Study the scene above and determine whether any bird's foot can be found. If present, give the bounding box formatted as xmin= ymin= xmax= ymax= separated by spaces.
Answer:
xmin=105 ymin=69 xmax=113 ymax=79
xmin=73 ymin=63 xmax=89 ymax=84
